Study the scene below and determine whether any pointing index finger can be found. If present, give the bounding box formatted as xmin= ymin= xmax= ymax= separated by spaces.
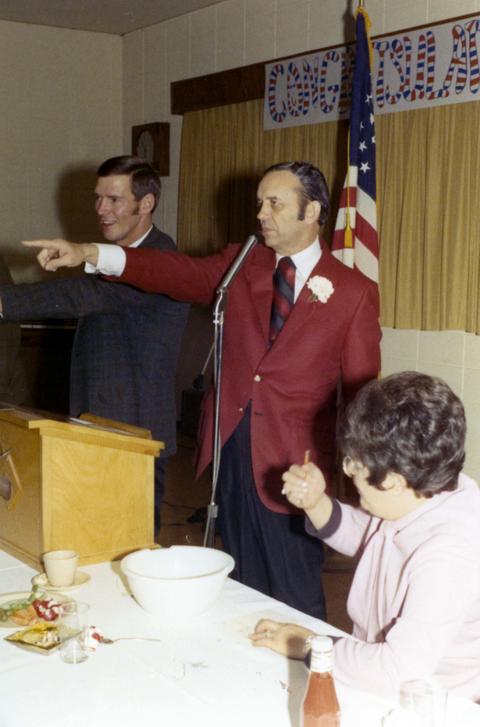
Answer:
xmin=22 ymin=239 xmax=59 ymax=249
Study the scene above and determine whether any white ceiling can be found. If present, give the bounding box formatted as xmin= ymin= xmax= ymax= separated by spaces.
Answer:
xmin=0 ymin=0 xmax=226 ymax=35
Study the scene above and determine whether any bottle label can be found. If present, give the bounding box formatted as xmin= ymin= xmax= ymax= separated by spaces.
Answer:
xmin=310 ymin=650 xmax=333 ymax=673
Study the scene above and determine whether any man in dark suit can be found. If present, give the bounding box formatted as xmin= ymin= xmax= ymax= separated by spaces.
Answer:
xmin=23 ymin=161 xmax=381 ymax=618
xmin=0 ymin=156 xmax=188 ymax=531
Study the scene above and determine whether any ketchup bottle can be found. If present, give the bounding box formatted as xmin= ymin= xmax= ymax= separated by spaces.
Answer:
xmin=301 ymin=635 xmax=341 ymax=727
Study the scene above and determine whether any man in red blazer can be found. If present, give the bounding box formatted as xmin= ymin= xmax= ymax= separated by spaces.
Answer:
xmin=24 ymin=161 xmax=381 ymax=619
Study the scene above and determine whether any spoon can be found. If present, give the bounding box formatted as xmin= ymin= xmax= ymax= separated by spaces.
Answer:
xmin=96 ymin=635 xmax=163 ymax=645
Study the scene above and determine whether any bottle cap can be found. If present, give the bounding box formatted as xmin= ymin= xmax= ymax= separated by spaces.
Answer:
xmin=310 ymin=635 xmax=333 ymax=653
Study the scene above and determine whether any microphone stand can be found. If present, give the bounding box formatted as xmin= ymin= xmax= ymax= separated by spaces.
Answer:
xmin=203 ymin=234 xmax=258 ymax=548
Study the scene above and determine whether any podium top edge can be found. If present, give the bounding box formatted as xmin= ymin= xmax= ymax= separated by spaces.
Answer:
xmin=0 ymin=407 xmax=164 ymax=452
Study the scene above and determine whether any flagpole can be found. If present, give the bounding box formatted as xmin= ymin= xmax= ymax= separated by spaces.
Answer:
xmin=331 ymin=0 xmax=379 ymax=282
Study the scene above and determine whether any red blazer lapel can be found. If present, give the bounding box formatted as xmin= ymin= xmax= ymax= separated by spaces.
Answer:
xmin=246 ymin=249 xmax=276 ymax=344
xmin=270 ymin=245 xmax=338 ymax=345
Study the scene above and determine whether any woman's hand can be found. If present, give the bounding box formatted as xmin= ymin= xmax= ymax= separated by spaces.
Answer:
xmin=281 ymin=462 xmax=326 ymax=511
xmin=281 ymin=462 xmax=333 ymax=530
xmin=249 ymin=618 xmax=314 ymax=660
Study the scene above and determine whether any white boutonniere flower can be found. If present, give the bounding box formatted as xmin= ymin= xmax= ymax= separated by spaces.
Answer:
xmin=306 ymin=275 xmax=334 ymax=303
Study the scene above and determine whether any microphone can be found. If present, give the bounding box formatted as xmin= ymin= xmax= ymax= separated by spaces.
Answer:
xmin=217 ymin=234 xmax=258 ymax=292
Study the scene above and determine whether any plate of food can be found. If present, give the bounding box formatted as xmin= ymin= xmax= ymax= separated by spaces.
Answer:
xmin=5 ymin=622 xmax=70 ymax=655
xmin=0 ymin=588 xmax=72 ymax=629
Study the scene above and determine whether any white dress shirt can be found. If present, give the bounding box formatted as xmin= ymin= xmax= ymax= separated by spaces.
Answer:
xmin=276 ymin=238 xmax=321 ymax=302
xmin=84 ymin=226 xmax=153 ymax=275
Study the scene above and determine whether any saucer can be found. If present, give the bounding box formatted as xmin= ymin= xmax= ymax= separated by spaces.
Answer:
xmin=32 ymin=571 xmax=90 ymax=592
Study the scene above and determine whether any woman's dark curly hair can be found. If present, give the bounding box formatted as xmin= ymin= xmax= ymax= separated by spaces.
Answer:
xmin=337 ymin=372 xmax=466 ymax=497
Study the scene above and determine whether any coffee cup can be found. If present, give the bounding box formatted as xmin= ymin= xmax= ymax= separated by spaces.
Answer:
xmin=43 ymin=549 xmax=79 ymax=587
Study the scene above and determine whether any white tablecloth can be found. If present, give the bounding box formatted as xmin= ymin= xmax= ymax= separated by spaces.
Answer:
xmin=0 ymin=550 xmax=478 ymax=727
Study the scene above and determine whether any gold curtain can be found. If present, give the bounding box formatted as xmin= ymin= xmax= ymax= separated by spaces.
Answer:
xmin=178 ymin=100 xmax=348 ymax=253
xmin=178 ymin=98 xmax=480 ymax=332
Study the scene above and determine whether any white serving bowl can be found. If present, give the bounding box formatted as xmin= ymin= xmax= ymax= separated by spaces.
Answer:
xmin=120 ymin=546 xmax=235 ymax=619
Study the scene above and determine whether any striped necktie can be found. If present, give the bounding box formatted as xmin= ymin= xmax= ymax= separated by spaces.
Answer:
xmin=269 ymin=256 xmax=296 ymax=343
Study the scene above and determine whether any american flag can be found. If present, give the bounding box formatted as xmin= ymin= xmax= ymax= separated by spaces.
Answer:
xmin=332 ymin=6 xmax=379 ymax=283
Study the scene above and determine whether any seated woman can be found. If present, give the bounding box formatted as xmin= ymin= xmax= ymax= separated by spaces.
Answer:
xmin=250 ymin=372 xmax=480 ymax=702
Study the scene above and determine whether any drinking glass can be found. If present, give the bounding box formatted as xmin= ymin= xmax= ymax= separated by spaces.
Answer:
xmin=58 ymin=602 xmax=90 ymax=664
xmin=399 ymin=680 xmax=447 ymax=727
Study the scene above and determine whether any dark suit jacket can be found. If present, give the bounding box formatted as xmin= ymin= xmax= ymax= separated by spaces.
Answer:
xmin=0 ymin=257 xmax=24 ymax=403
xmin=0 ymin=227 xmax=188 ymax=457
xmin=116 ymin=239 xmax=381 ymax=512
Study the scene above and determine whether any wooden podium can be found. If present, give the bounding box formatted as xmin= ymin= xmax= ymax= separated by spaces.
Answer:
xmin=0 ymin=407 xmax=164 ymax=568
